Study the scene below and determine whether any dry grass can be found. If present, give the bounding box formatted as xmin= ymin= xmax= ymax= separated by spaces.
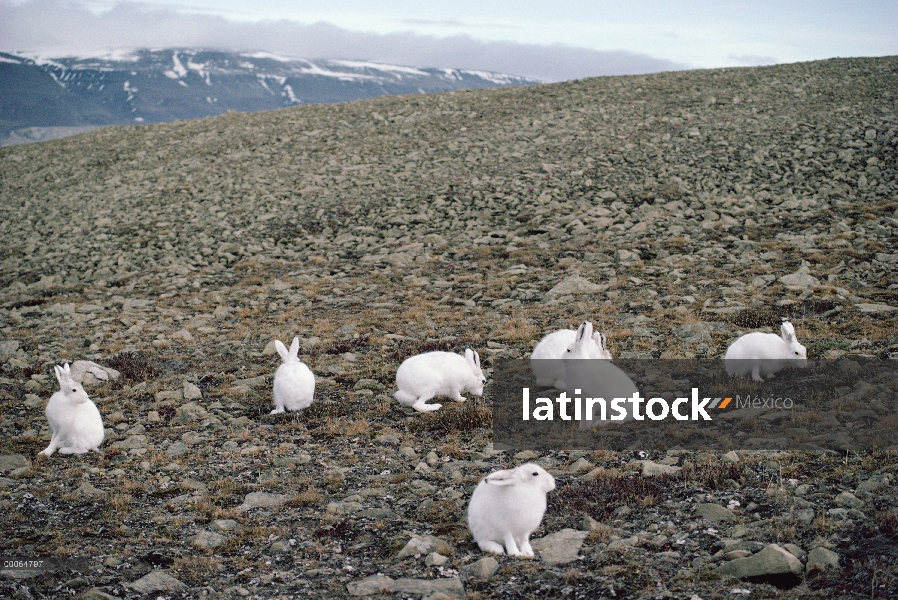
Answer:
xmin=287 ymin=486 xmax=324 ymax=507
xmin=173 ymin=555 xmax=221 ymax=583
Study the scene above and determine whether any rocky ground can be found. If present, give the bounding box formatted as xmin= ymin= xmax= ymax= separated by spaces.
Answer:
xmin=0 ymin=56 xmax=896 ymax=599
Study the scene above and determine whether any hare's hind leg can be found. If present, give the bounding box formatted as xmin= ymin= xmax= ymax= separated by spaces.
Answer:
xmin=503 ymin=532 xmax=524 ymax=557
xmin=751 ymin=364 xmax=763 ymax=382
xmin=477 ymin=540 xmax=505 ymax=555
xmin=39 ymin=437 xmax=60 ymax=457
xmin=517 ymin=533 xmax=535 ymax=557
xmin=411 ymin=396 xmax=442 ymax=412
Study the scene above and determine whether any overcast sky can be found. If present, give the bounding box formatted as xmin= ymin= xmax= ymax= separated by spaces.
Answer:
xmin=1 ymin=0 xmax=895 ymax=81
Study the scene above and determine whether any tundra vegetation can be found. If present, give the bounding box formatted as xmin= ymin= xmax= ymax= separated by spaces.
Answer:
xmin=0 ymin=56 xmax=896 ymax=598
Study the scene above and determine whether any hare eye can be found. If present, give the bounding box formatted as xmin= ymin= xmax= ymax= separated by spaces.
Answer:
xmin=532 ymin=472 xmax=539 ymax=476
xmin=72 ymin=388 xmax=77 ymax=392
xmin=794 ymin=352 xmax=799 ymax=355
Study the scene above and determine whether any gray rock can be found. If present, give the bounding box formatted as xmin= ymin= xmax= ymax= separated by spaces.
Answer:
xmin=834 ymin=490 xmax=864 ymax=509
xmin=166 ymin=441 xmax=188 ymax=457
xmin=806 ymin=547 xmax=839 ymax=572
xmin=530 ymin=528 xmax=588 ymax=565
xmin=191 ymin=530 xmax=225 ymax=550
xmin=778 ymin=265 xmax=819 ymax=289
xmin=853 ymin=303 xmax=898 ymax=314
xmin=674 ymin=321 xmax=731 ymax=345
xmin=347 ymin=575 xmax=464 ymax=597
xmin=723 ymin=451 xmax=740 ymax=463
xmin=211 ymin=519 xmax=239 ymax=532
xmin=782 ymin=543 xmax=806 ymax=561
xmin=346 ymin=574 xmax=395 ymax=596
xmin=78 ymin=481 xmax=105 ymax=497
xmin=0 ymin=340 xmax=20 ymax=358
xmin=461 ymin=556 xmax=499 ymax=578
xmin=82 ymin=588 xmax=121 ymax=600
xmin=0 ymin=454 xmax=31 ymax=473
xmin=171 ymin=402 xmax=209 ymax=424
xmin=714 ymin=543 xmax=804 ymax=581
xmin=514 ymin=450 xmax=540 ymax=461
xmin=695 ymin=503 xmax=737 ymax=522
xmin=425 ymin=552 xmax=449 ymax=567
xmin=634 ymin=460 xmax=682 ymax=476
xmin=568 ymin=457 xmax=595 ymax=474
xmin=546 ymin=274 xmax=608 ymax=296
xmin=856 ymin=474 xmax=892 ymax=495
xmin=154 ymin=390 xmax=183 ymax=403
xmin=607 ymin=535 xmax=639 ymax=551
xmin=112 ymin=435 xmax=147 ymax=449
xmin=125 ymin=571 xmax=185 ymax=594
xmin=183 ymin=381 xmax=202 ymax=400
xmin=794 ymin=508 xmax=816 ymax=526
xmin=327 ymin=501 xmax=363 ymax=515
xmin=70 ymin=360 xmax=121 ymax=386
xmin=395 ymin=534 xmax=453 ymax=560
xmin=237 ymin=491 xmax=289 ymax=512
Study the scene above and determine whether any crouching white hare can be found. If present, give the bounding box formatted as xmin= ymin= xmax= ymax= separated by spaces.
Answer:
xmin=467 ymin=463 xmax=556 ymax=557
xmin=564 ymin=321 xmax=639 ymax=429
xmin=39 ymin=363 xmax=104 ymax=457
xmin=724 ymin=320 xmax=808 ymax=382
xmin=531 ymin=326 xmax=612 ymax=390
xmin=394 ymin=349 xmax=486 ymax=413
xmin=271 ymin=337 xmax=316 ymax=414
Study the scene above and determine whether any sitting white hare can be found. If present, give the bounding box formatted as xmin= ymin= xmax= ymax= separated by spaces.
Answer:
xmin=38 ymin=363 xmax=104 ymax=456
xmin=467 ymin=463 xmax=556 ymax=557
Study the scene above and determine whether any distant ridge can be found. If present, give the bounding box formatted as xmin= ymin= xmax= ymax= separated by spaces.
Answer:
xmin=0 ymin=48 xmax=538 ymax=145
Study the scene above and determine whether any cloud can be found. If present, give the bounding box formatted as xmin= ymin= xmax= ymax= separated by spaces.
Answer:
xmin=728 ymin=54 xmax=778 ymax=66
xmin=0 ymin=0 xmax=686 ymax=81
xmin=397 ymin=18 xmax=518 ymax=31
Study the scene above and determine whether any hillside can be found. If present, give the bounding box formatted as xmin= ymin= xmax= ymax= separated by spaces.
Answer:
xmin=0 ymin=49 xmax=536 ymax=146
xmin=0 ymin=56 xmax=896 ymax=598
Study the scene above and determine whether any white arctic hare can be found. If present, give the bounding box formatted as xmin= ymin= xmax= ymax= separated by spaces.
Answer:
xmin=724 ymin=320 xmax=807 ymax=382
xmin=39 ymin=363 xmax=104 ymax=457
xmin=394 ymin=349 xmax=486 ymax=413
xmin=271 ymin=337 xmax=316 ymax=414
xmin=468 ymin=463 xmax=556 ymax=557
xmin=531 ymin=327 xmax=612 ymax=390
xmin=563 ymin=321 xmax=639 ymax=429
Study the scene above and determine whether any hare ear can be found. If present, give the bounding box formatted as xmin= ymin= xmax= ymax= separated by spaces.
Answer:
xmin=780 ymin=321 xmax=796 ymax=342
xmin=575 ymin=323 xmax=586 ymax=343
xmin=473 ymin=349 xmax=480 ymax=369
xmin=274 ymin=340 xmax=290 ymax=361
xmin=54 ymin=365 xmax=65 ymax=385
xmin=484 ymin=468 xmax=518 ymax=486
xmin=63 ymin=363 xmax=71 ymax=374
xmin=289 ymin=336 xmax=300 ymax=358
xmin=582 ymin=321 xmax=594 ymax=342
xmin=598 ymin=332 xmax=607 ymax=350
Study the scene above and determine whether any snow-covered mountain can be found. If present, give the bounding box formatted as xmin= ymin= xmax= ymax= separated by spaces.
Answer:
xmin=0 ymin=48 xmax=538 ymax=145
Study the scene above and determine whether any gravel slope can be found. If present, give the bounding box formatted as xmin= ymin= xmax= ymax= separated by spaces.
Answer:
xmin=0 ymin=56 xmax=896 ymax=599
